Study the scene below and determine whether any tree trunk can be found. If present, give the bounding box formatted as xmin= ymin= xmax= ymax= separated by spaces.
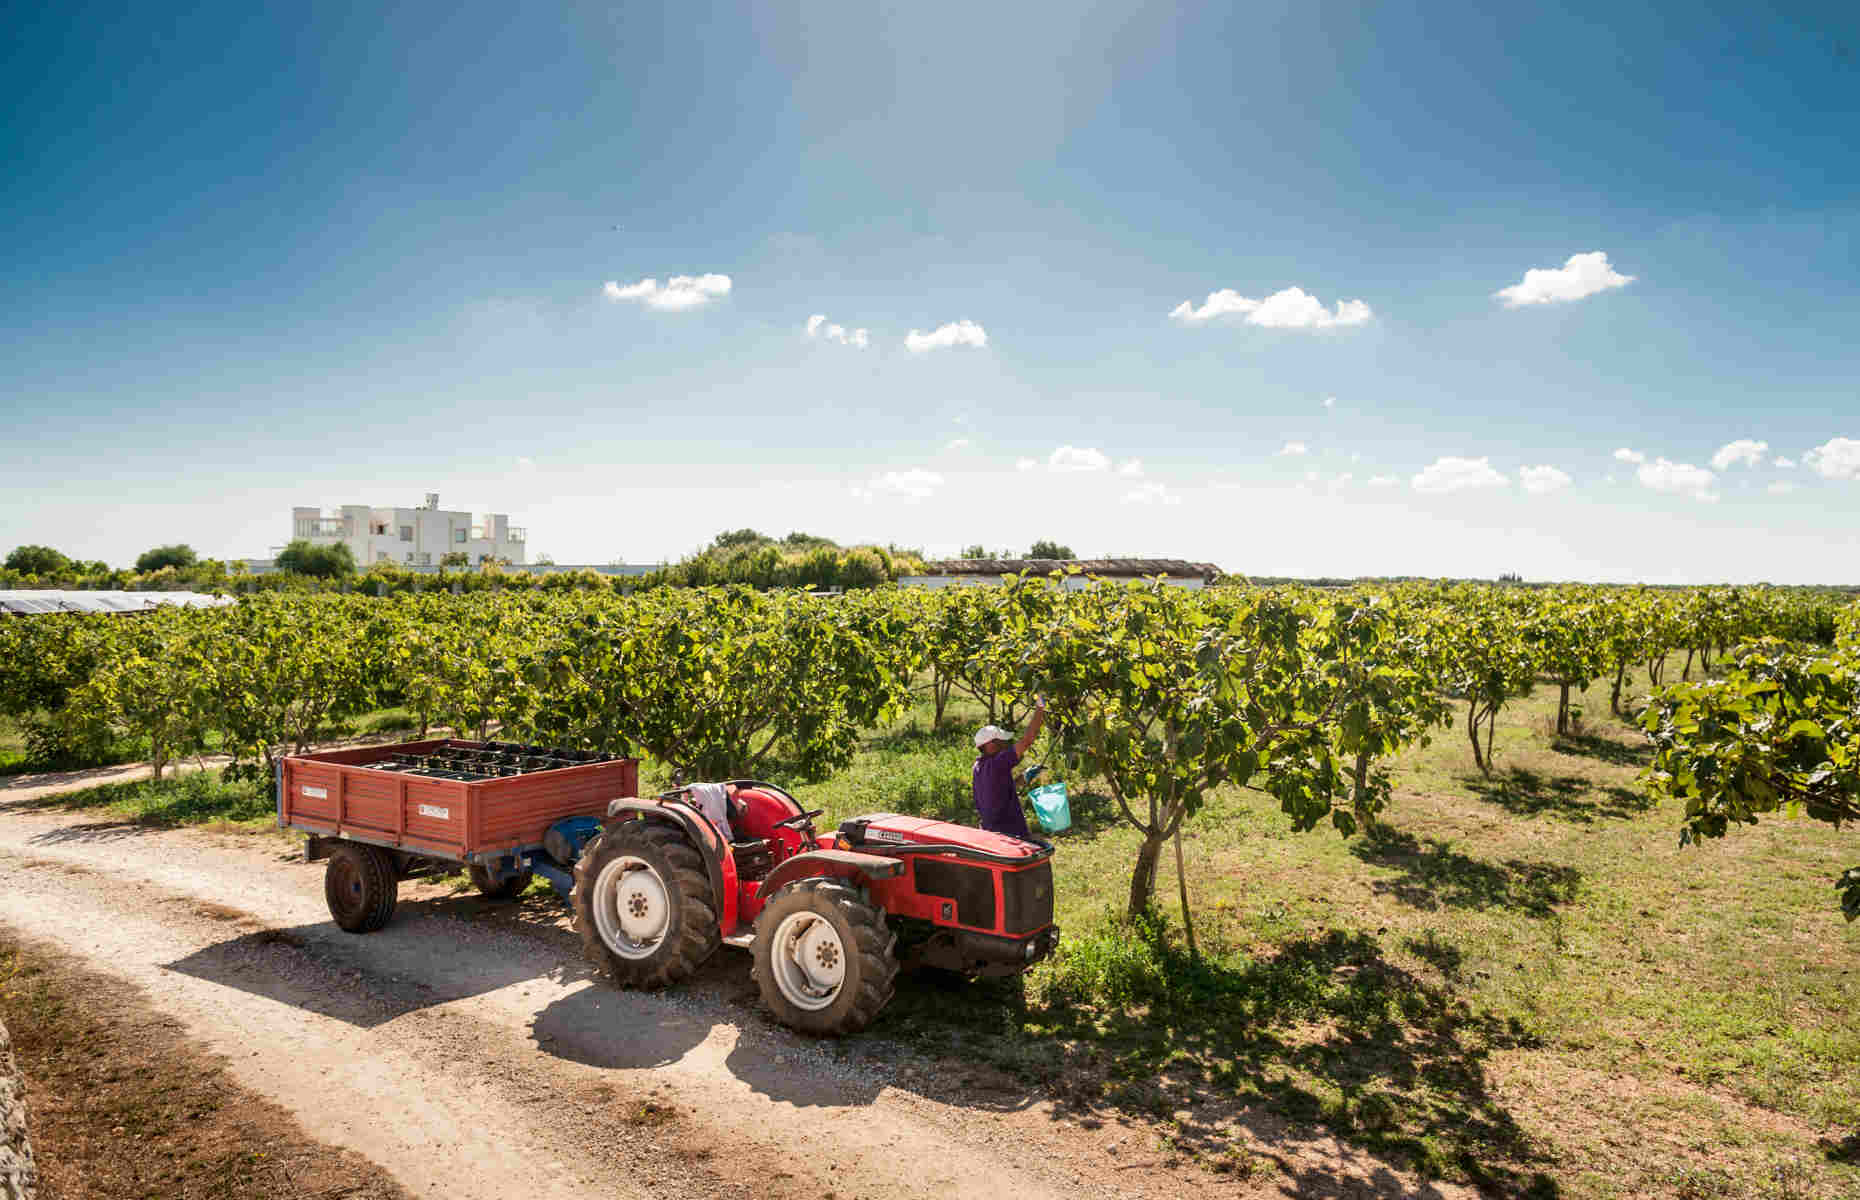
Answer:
xmin=1556 ymin=682 xmax=1571 ymax=736
xmin=932 ymin=674 xmax=950 ymax=729
xmin=1127 ymin=829 xmax=1167 ymax=919
xmin=1350 ymin=747 xmax=1375 ymax=833
xmin=1483 ymin=705 xmax=1497 ymax=774
xmin=1682 ymin=647 xmax=1695 ymax=681
xmin=1610 ymin=663 xmax=1627 ymax=716
xmin=1467 ymin=702 xmax=1488 ymax=775
xmin=1173 ymin=824 xmax=1197 ymax=959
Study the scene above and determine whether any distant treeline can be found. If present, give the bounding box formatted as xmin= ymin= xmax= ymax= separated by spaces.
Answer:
xmin=1 ymin=531 xmax=927 ymax=595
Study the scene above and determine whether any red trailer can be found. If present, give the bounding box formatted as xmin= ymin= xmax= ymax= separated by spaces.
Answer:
xmin=278 ymin=739 xmax=637 ymax=927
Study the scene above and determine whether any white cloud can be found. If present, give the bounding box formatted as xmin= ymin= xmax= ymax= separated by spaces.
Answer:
xmin=1767 ymin=481 xmax=1797 ymax=495
xmin=1613 ymin=448 xmax=1646 ymax=465
xmin=904 ymin=319 xmax=987 ymax=353
xmin=806 ymin=313 xmax=869 ymax=348
xmin=1277 ymin=441 xmax=1309 ymax=457
xmin=1322 ymin=396 xmax=1337 ymax=409
xmin=1366 ymin=475 xmax=1400 ymax=487
xmin=945 ymin=437 xmax=972 ymax=451
xmin=1116 ymin=459 xmax=1144 ymax=478
xmin=1015 ymin=457 xmax=1037 ymax=472
xmin=1637 ymin=458 xmax=1717 ymax=502
xmin=852 ymin=468 xmax=945 ymax=502
xmin=1048 ymin=445 xmax=1110 ymax=473
xmin=516 ymin=456 xmax=536 ymax=473
xmin=603 ymin=273 xmax=732 ymax=311
xmin=1494 ymin=251 xmax=1634 ymax=307
xmin=1519 ymin=465 xmax=1573 ymax=494
xmin=1805 ymin=437 xmax=1860 ymax=481
xmin=1413 ymin=456 xmax=1509 ymax=494
xmin=1333 ymin=472 xmax=1354 ymax=487
xmin=1169 ymin=286 xmax=1373 ymax=329
xmin=1710 ymin=438 xmax=1768 ymax=470
xmin=1122 ymin=483 xmax=1181 ymax=506
xmin=1773 ymin=456 xmax=1797 ymax=468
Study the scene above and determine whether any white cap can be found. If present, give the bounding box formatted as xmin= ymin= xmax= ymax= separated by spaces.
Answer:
xmin=974 ymin=724 xmax=1015 ymax=749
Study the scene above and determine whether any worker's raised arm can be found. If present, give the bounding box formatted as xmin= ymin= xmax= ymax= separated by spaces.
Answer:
xmin=1015 ymin=700 xmax=1046 ymax=757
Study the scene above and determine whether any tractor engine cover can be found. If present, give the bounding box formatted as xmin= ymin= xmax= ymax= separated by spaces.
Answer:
xmin=838 ymin=814 xmax=1055 ymax=939
xmin=837 ymin=813 xmax=1038 ymax=860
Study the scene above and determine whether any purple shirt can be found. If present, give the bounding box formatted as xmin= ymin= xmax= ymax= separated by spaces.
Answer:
xmin=972 ymin=746 xmax=1030 ymax=839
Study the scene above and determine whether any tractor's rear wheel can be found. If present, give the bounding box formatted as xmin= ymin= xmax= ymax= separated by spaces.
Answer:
xmin=753 ymin=878 xmax=898 ymax=1036
xmin=325 ymin=843 xmax=398 ymax=933
xmin=468 ymin=862 xmax=533 ymax=900
xmin=574 ymin=820 xmax=720 ymax=989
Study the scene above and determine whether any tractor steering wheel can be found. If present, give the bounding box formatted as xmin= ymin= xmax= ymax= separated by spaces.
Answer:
xmin=775 ymin=809 xmax=824 ymax=830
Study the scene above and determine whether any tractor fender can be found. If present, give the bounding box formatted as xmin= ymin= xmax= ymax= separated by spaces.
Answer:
xmin=759 ymin=849 xmax=906 ymax=900
xmin=602 ymin=798 xmax=739 ymax=935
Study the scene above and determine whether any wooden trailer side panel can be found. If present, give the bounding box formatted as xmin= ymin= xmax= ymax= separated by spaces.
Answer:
xmin=403 ymin=779 xmax=468 ymax=855
xmin=475 ymin=759 xmax=638 ymax=855
xmin=340 ymin=768 xmax=401 ymax=839
xmin=283 ymin=759 xmax=341 ymax=827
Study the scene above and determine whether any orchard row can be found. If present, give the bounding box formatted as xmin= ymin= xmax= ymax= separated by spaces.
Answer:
xmin=1 ymin=579 xmax=1851 ymax=916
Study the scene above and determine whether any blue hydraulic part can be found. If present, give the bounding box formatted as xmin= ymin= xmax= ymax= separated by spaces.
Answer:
xmin=525 ymin=815 xmax=604 ymax=903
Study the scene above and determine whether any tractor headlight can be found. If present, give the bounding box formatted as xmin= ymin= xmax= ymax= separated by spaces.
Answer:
xmin=1024 ymin=940 xmax=1038 ymax=960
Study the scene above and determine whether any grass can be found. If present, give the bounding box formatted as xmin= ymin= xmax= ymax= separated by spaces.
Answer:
xmin=11 ymin=770 xmax=275 ymax=828
xmin=19 ymin=667 xmax=1860 ymax=1197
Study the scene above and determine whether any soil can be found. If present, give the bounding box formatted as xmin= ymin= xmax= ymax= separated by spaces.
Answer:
xmin=0 ymin=769 xmax=1477 ymax=1199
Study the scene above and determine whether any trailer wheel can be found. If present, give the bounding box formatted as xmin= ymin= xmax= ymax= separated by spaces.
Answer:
xmin=468 ymin=863 xmax=533 ymax=901
xmin=753 ymin=878 xmax=898 ymax=1037
xmin=325 ymin=843 xmax=398 ymax=933
xmin=574 ymin=821 xmax=719 ymax=989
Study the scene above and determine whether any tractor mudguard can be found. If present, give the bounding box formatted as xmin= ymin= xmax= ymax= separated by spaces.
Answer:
xmin=758 ymin=849 xmax=906 ymax=899
xmin=603 ymin=798 xmax=739 ymax=934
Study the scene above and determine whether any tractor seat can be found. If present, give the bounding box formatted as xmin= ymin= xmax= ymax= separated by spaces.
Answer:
xmin=730 ymin=835 xmax=776 ymax=882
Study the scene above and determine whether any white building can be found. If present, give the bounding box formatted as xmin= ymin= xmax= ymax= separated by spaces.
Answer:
xmin=287 ymin=494 xmax=526 ymax=567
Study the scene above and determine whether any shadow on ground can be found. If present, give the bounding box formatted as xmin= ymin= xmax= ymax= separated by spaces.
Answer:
xmin=1351 ymin=828 xmax=1581 ymax=917
xmin=1463 ymin=767 xmax=1655 ymax=823
xmin=1550 ymin=733 xmax=1652 ymax=768
xmin=161 ymin=894 xmax=592 ymax=1028
xmin=880 ymin=923 xmax=1557 ymax=1197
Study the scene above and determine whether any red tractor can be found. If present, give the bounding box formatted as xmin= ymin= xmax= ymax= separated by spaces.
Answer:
xmin=571 ymin=780 xmax=1059 ymax=1035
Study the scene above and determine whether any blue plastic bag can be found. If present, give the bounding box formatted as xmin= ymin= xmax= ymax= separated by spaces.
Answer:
xmin=1029 ymin=782 xmax=1071 ymax=834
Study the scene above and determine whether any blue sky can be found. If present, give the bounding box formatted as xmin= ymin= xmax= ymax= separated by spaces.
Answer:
xmin=3 ymin=1 xmax=1856 ymax=582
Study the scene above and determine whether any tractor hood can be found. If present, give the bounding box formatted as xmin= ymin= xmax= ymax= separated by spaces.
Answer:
xmin=837 ymin=813 xmax=1049 ymax=861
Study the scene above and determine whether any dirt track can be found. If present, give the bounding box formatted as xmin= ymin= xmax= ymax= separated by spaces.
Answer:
xmin=0 ymin=769 xmax=1473 ymax=1200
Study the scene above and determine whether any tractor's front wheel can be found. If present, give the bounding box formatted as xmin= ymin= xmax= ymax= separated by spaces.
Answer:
xmin=574 ymin=820 xmax=720 ymax=989
xmin=753 ymin=878 xmax=898 ymax=1036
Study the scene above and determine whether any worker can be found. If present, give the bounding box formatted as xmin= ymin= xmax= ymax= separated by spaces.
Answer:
xmin=971 ymin=699 xmax=1045 ymax=839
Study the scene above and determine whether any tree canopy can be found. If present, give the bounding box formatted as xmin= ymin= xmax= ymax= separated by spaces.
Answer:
xmin=275 ymin=540 xmax=357 ymax=578
xmin=135 ymin=544 xmax=198 ymax=572
xmin=5 ymin=544 xmax=71 ymax=575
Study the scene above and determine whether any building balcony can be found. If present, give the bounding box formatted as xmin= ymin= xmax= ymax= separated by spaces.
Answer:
xmin=473 ymin=526 xmax=525 ymax=542
xmin=294 ymin=517 xmax=350 ymax=538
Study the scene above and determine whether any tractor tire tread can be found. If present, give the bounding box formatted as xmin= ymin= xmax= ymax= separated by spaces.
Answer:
xmin=752 ymin=877 xmax=897 ymax=1036
xmin=574 ymin=819 xmax=719 ymax=990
